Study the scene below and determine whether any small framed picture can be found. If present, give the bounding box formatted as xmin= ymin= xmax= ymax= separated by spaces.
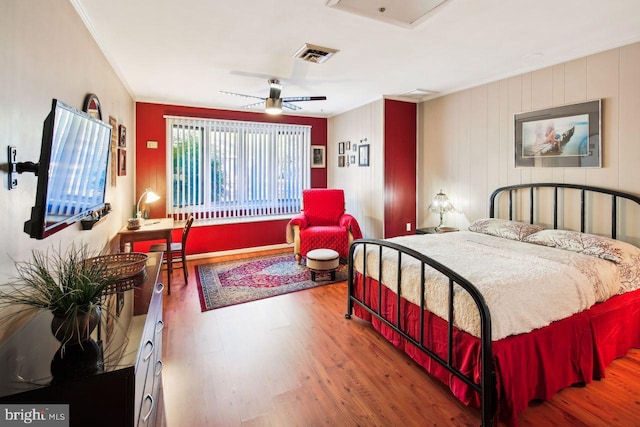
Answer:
xmin=338 ymin=141 xmax=345 ymax=154
xmin=350 ymin=154 xmax=356 ymax=164
xmin=109 ymin=116 xmax=118 ymax=186
xmin=338 ymin=155 xmax=345 ymax=167
xmin=311 ymin=145 xmax=326 ymax=168
xmin=346 ymin=141 xmax=351 ymax=150
xmin=117 ymin=148 xmax=127 ymax=176
xmin=358 ymin=144 xmax=370 ymax=167
xmin=352 ymin=143 xmax=358 ymax=152
xmin=118 ymin=124 xmax=127 ymax=148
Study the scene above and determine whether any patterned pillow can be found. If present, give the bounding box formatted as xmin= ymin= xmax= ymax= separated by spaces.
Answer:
xmin=467 ymin=218 xmax=545 ymax=241
xmin=523 ymin=229 xmax=640 ymax=264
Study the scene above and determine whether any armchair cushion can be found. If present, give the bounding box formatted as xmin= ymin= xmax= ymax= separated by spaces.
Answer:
xmin=300 ymin=225 xmax=349 ymax=258
xmin=302 ymin=189 xmax=346 ymax=226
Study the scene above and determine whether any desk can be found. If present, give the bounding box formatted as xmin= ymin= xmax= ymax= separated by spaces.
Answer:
xmin=119 ymin=217 xmax=174 ymax=294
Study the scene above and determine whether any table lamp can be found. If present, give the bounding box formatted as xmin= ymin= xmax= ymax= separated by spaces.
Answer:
xmin=428 ymin=190 xmax=455 ymax=231
xmin=136 ymin=188 xmax=160 ymax=219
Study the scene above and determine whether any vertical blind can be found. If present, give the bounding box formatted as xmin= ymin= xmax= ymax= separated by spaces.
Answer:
xmin=165 ymin=116 xmax=311 ymax=220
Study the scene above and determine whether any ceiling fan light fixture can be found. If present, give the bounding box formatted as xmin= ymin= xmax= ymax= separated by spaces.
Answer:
xmin=265 ymin=97 xmax=282 ymax=115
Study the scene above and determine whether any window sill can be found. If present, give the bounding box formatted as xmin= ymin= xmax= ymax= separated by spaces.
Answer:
xmin=176 ymin=214 xmax=295 ymax=228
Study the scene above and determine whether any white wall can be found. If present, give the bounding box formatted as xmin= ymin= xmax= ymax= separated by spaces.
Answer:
xmin=327 ymin=100 xmax=385 ymax=238
xmin=0 ymin=1 xmax=134 ymax=282
xmin=418 ymin=42 xmax=640 ymax=239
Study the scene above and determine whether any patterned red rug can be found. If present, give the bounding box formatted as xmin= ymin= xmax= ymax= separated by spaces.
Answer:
xmin=195 ymin=253 xmax=347 ymax=311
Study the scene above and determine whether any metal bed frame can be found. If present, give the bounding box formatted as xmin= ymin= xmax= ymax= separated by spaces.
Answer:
xmin=346 ymin=183 xmax=640 ymax=427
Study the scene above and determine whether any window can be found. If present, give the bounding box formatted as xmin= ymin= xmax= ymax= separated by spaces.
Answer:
xmin=165 ymin=116 xmax=311 ymax=220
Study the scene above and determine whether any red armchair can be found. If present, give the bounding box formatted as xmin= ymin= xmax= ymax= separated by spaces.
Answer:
xmin=286 ymin=189 xmax=362 ymax=263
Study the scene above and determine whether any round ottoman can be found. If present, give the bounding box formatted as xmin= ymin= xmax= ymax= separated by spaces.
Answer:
xmin=306 ymin=248 xmax=339 ymax=282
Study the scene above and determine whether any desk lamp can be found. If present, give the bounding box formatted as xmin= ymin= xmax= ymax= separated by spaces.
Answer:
xmin=136 ymin=188 xmax=160 ymax=219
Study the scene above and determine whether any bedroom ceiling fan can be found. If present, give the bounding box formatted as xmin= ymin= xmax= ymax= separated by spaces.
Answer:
xmin=220 ymin=79 xmax=327 ymax=115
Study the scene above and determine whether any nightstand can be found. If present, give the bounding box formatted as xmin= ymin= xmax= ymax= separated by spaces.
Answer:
xmin=416 ymin=226 xmax=459 ymax=234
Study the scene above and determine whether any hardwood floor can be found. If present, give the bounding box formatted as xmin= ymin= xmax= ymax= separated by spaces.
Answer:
xmin=159 ymin=251 xmax=640 ymax=426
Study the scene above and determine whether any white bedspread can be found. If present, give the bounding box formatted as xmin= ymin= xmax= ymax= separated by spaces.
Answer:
xmin=352 ymin=231 xmax=623 ymax=340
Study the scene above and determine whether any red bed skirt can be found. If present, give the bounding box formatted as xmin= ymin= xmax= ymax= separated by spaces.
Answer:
xmin=351 ymin=274 xmax=640 ymax=426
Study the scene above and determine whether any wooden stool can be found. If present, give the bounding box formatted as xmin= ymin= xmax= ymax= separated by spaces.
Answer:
xmin=306 ymin=248 xmax=339 ymax=281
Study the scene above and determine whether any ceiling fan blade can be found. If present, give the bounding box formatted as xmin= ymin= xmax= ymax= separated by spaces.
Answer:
xmin=241 ymin=100 xmax=265 ymax=109
xmin=282 ymin=96 xmax=327 ymax=102
xmin=282 ymin=102 xmax=302 ymax=111
xmin=220 ymin=90 xmax=265 ymax=101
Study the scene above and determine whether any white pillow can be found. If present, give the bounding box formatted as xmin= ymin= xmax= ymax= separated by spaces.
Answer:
xmin=523 ymin=229 xmax=639 ymax=264
xmin=467 ymin=218 xmax=545 ymax=241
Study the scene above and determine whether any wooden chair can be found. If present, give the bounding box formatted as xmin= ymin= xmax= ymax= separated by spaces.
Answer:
xmin=149 ymin=215 xmax=194 ymax=286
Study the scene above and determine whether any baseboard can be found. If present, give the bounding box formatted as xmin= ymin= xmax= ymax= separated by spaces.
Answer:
xmin=186 ymin=243 xmax=293 ymax=261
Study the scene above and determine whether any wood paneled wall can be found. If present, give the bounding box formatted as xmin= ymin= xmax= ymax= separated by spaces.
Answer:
xmin=418 ymin=42 xmax=640 ymax=239
xmin=328 ymin=100 xmax=385 ymax=238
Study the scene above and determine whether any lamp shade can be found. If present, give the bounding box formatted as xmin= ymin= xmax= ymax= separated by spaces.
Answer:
xmin=428 ymin=190 xmax=455 ymax=230
xmin=136 ymin=188 xmax=160 ymax=218
xmin=428 ymin=190 xmax=455 ymax=213
xmin=265 ymin=98 xmax=282 ymax=115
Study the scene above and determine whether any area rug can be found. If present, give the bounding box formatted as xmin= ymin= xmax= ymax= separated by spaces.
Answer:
xmin=196 ymin=253 xmax=347 ymax=311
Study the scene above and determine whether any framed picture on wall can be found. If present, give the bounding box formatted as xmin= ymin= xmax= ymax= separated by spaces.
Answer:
xmin=338 ymin=155 xmax=345 ymax=167
xmin=515 ymin=99 xmax=601 ymax=168
xmin=338 ymin=141 xmax=345 ymax=154
xmin=311 ymin=145 xmax=325 ymax=168
xmin=109 ymin=116 xmax=118 ymax=186
xmin=358 ymin=144 xmax=369 ymax=167
xmin=117 ymin=148 xmax=127 ymax=176
xmin=118 ymin=124 xmax=127 ymax=148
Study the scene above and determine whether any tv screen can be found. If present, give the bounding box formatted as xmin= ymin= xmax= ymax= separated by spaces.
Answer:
xmin=24 ymin=99 xmax=112 ymax=239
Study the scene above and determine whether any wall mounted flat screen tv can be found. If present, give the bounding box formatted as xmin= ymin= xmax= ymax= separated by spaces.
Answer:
xmin=24 ymin=99 xmax=112 ymax=239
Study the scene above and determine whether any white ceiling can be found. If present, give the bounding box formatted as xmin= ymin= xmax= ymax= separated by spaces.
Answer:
xmin=72 ymin=0 xmax=640 ymax=118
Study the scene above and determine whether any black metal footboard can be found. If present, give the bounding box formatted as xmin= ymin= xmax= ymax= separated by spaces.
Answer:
xmin=346 ymin=239 xmax=495 ymax=427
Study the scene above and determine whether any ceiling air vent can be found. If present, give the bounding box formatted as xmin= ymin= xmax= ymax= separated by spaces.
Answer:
xmin=386 ymin=89 xmax=439 ymax=103
xmin=293 ymin=43 xmax=339 ymax=64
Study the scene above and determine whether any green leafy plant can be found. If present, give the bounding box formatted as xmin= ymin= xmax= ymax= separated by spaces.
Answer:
xmin=0 ymin=244 xmax=119 ymax=345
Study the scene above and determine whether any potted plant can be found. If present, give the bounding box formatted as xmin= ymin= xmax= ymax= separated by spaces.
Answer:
xmin=0 ymin=244 xmax=119 ymax=349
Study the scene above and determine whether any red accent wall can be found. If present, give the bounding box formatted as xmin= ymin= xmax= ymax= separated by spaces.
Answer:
xmin=384 ymin=99 xmax=417 ymax=238
xmin=135 ymin=102 xmax=327 ymax=254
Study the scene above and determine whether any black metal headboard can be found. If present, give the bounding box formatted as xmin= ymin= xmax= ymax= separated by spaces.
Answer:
xmin=489 ymin=183 xmax=640 ymax=240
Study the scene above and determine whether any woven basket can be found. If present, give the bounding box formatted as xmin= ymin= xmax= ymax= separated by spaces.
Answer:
xmin=86 ymin=252 xmax=148 ymax=279
xmin=103 ymin=271 xmax=146 ymax=295
xmin=86 ymin=253 xmax=149 ymax=295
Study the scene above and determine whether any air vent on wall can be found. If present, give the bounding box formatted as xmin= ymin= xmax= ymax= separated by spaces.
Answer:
xmin=293 ymin=43 xmax=339 ymax=64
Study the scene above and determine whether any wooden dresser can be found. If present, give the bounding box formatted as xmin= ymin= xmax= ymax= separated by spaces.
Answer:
xmin=0 ymin=253 xmax=165 ymax=427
